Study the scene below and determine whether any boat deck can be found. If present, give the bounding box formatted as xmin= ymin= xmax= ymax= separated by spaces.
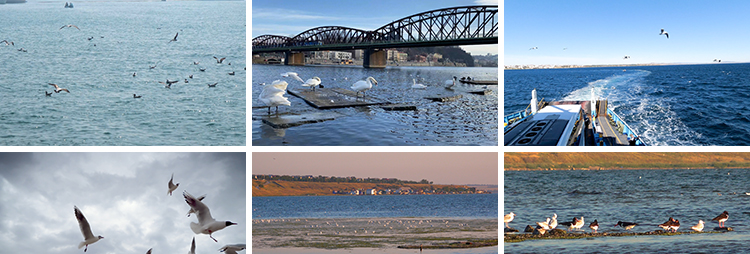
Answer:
xmin=595 ymin=115 xmax=630 ymax=145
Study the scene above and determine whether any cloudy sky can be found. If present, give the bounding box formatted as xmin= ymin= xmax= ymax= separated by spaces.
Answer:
xmin=252 ymin=0 xmax=499 ymax=55
xmin=252 ymin=152 xmax=497 ymax=185
xmin=0 ymin=153 xmax=245 ymax=254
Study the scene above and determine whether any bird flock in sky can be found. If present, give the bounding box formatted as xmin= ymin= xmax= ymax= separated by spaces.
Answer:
xmin=1 ymin=23 xmax=242 ymax=98
xmin=74 ymin=173 xmax=245 ymax=253
xmin=504 ymin=210 xmax=731 ymax=235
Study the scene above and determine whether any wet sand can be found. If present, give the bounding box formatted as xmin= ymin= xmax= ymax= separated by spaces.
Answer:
xmin=252 ymin=217 xmax=498 ymax=249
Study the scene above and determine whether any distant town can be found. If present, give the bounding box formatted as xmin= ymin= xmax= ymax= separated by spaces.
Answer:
xmin=253 ymin=46 xmax=498 ymax=67
xmin=252 ymin=174 xmax=491 ymax=196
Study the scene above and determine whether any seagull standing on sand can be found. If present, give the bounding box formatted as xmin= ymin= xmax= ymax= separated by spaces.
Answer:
xmin=184 ymin=191 xmax=238 ymax=242
xmin=168 ymin=173 xmax=179 ymax=196
xmin=260 ymin=80 xmax=291 ymax=115
xmin=351 ymin=77 xmax=377 ymax=98
xmin=219 ymin=244 xmax=246 ymax=254
xmin=503 ymin=212 xmax=515 ymax=228
xmin=187 ymin=237 xmax=196 ymax=254
xmin=660 ymin=28 xmax=669 ymax=39
xmin=75 ymin=206 xmax=104 ymax=252
xmin=302 ymin=77 xmax=322 ymax=91
xmin=280 ymin=72 xmax=303 ymax=82
xmin=48 ymin=83 xmax=70 ymax=93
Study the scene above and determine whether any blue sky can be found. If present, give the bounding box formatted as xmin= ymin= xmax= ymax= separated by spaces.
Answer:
xmin=505 ymin=0 xmax=750 ymax=65
xmin=251 ymin=0 xmax=499 ymax=55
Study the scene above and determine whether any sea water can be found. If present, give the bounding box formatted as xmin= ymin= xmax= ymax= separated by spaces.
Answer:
xmin=0 ymin=1 xmax=246 ymax=145
xmin=504 ymin=168 xmax=750 ymax=253
xmin=505 ymin=63 xmax=750 ymax=146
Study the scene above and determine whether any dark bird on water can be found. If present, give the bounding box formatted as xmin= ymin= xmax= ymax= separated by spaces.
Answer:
xmin=132 ymin=72 xmax=137 ymax=77
xmin=88 ymin=37 xmax=94 ymax=41
xmin=199 ymin=68 xmax=206 ymax=72
xmin=169 ymin=32 xmax=178 ymax=43
xmin=208 ymin=82 xmax=218 ymax=88
xmin=48 ymin=83 xmax=70 ymax=93
xmin=213 ymin=56 xmax=226 ymax=63
xmin=149 ymin=65 xmax=156 ymax=69
xmin=188 ymin=74 xmax=193 ymax=79
xmin=193 ymin=61 xmax=199 ymax=65
xmin=228 ymin=71 xmax=235 ymax=75
xmin=45 ymin=91 xmax=52 ymax=97
xmin=60 ymin=24 xmax=81 ymax=30
xmin=660 ymin=28 xmax=669 ymax=39
xmin=18 ymin=48 xmax=27 ymax=52
xmin=184 ymin=79 xmax=189 ymax=83
xmin=133 ymin=94 xmax=142 ymax=98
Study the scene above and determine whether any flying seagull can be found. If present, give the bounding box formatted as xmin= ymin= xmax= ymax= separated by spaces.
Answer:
xmin=183 ymin=191 xmax=238 ymax=242
xmin=75 ymin=206 xmax=104 ymax=252
xmin=529 ymin=47 xmax=538 ymax=50
xmin=48 ymin=83 xmax=70 ymax=93
xmin=60 ymin=24 xmax=80 ymax=30
xmin=660 ymin=29 xmax=669 ymax=39
xmin=169 ymin=32 xmax=178 ymax=43
xmin=158 ymin=79 xmax=179 ymax=88
xmin=219 ymin=244 xmax=246 ymax=254
xmin=187 ymin=237 xmax=196 ymax=254
xmin=280 ymin=72 xmax=304 ymax=82
xmin=168 ymin=173 xmax=179 ymax=196
xmin=146 ymin=248 xmax=152 ymax=254
xmin=213 ymin=56 xmax=226 ymax=63
xmin=208 ymin=82 xmax=218 ymax=88
xmin=186 ymin=195 xmax=206 ymax=217
xmin=623 ymin=56 xmax=631 ymax=59
xmin=0 ymin=40 xmax=13 ymax=46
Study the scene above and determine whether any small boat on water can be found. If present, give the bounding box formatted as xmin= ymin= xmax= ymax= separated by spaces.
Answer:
xmin=504 ymin=89 xmax=646 ymax=146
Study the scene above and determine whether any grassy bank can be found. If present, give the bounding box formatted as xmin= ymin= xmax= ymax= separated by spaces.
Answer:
xmin=505 ymin=153 xmax=750 ymax=171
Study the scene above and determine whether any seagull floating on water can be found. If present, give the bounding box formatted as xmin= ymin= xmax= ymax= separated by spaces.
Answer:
xmin=199 ymin=68 xmax=206 ymax=72
xmin=660 ymin=28 xmax=669 ymax=39
xmin=260 ymin=80 xmax=291 ymax=115
xmin=60 ymin=24 xmax=80 ymax=30
xmin=351 ymin=77 xmax=377 ymax=98
xmin=133 ymin=94 xmax=142 ymax=98
xmin=183 ymin=191 xmax=238 ymax=242
xmin=228 ymin=71 xmax=235 ymax=75
xmin=280 ymin=72 xmax=303 ymax=82
xmin=302 ymin=77 xmax=322 ymax=91
xmin=219 ymin=244 xmax=246 ymax=254
xmin=75 ymin=206 xmax=103 ymax=252
xmin=48 ymin=83 xmax=70 ymax=93
xmin=168 ymin=173 xmax=179 ymax=195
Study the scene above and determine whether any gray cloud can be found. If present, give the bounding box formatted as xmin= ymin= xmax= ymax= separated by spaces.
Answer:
xmin=0 ymin=153 xmax=245 ymax=254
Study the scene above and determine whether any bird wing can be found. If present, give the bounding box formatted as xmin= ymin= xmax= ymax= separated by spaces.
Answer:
xmin=75 ymin=206 xmax=95 ymax=240
xmin=59 ymin=25 xmax=66 ymax=30
xmin=73 ymin=25 xmax=80 ymax=30
xmin=660 ymin=29 xmax=664 ymax=34
xmin=189 ymin=237 xmax=195 ymax=254
xmin=184 ymin=191 xmax=214 ymax=226
xmin=146 ymin=248 xmax=152 ymax=254
xmin=61 ymin=88 xmax=70 ymax=93
xmin=174 ymin=33 xmax=179 ymax=40
xmin=665 ymin=32 xmax=669 ymax=39
xmin=220 ymin=57 xmax=226 ymax=63
xmin=169 ymin=173 xmax=176 ymax=189
xmin=48 ymin=83 xmax=59 ymax=89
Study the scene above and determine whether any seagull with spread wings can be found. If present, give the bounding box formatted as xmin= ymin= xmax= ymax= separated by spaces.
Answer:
xmin=183 ymin=191 xmax=237 ymax=242
xmin=75 ymin=206 xmax=104 ymax=252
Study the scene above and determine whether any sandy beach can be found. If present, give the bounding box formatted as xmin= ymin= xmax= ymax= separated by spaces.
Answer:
xmin=252 ymin=217 xmax=498 ymax=249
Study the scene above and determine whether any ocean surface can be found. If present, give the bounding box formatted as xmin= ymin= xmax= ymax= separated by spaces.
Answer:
xmin=0 ymin=1 xmax=246 ymax=145
xmin=504 ymin=168 xmax=750 ymax=253
xmin=252 ymin=194 xmax=498 ymax=219
xmin=504 ymin=63 xmax=750 ymax=146
xmin=252 ymin=64 xmax=498 ymax=146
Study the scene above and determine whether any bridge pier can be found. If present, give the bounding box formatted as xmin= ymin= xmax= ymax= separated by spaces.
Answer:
xmin=363 ymin=48 xmax=386 ymax=69
xmin=284 ymin=52 xmax=305 ymax=66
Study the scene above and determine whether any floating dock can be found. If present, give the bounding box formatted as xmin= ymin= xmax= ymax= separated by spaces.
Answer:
xmin=288 ymin=88 xmax=388 ymax=109
xmin=459 ymin=80 xmax=498 ymax=85
xmin=259 ymin=112 xmax=344 ymax=128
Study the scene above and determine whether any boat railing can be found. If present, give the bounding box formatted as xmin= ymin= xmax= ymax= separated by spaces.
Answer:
xmin=607 ymin=108 xmax=647 ymax=146
xmin=504 ymin=98 xmax=545 ymax=133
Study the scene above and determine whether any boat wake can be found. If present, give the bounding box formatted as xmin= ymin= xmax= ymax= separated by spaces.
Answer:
xmin=563 ymin=70 xmax=702 ymax=146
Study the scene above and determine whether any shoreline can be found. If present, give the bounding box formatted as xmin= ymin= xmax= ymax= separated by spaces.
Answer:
xmin=504 ymin=62 xmax=743 ymax=70
xmin=253 ymin=217 xmax=498 ymax=249
xmin=504 ymin=228 xmax=726 ymax=243
xmin=504 ymin=166 xmax=750 ymax=171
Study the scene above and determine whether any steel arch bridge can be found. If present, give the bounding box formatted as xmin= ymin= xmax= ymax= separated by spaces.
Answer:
xmin=251 ymin=5 xmax=498 ymax=53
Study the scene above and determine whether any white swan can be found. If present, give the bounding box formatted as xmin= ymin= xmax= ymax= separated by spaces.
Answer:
xmin=260 ymin=80 xmax=291 ymax=114
xmin=302 ymin=77 xmax=322 ymax=91
xmin=411 ymin=79 xmax=426 ymax=89
xmin=444 ymin=76 xmax=457 ymax=86
xmin=281 ymin=72 xmax=304 ymax=82
xmin=351 ymin=77 xmax=377 ymax=98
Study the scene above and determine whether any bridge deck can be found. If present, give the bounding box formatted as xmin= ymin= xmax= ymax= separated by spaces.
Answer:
xmin=288 ymin=88 xmax=388 ymax=109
